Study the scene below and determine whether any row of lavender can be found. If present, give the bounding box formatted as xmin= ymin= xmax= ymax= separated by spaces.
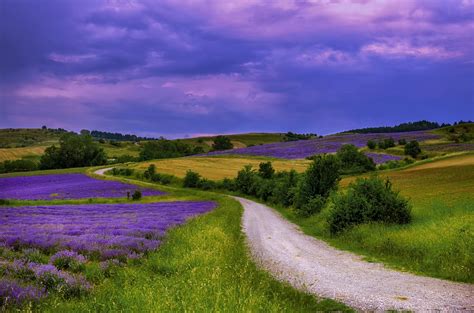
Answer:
xmin=203 ymin=130 xmax=439 ymax=161
xmin=0 ymin=173 xmax=164 ymax=200
xmin=0 ymin=201 xmax=216 ymax=306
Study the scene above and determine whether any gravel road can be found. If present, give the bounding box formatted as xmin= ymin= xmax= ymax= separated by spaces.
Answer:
xmin=237 ymin=196 xmax=474 ymax=311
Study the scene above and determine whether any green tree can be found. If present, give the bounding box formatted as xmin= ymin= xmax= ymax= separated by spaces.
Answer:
xmin=258 ymin=161 xmax=275 ymax=179
xmin=404 ymin=140 xmax=422 ymax=158
xmin=212 ymin=136 xmax=234 ymax=151
xmin=336 ymin=144 xmax=375 ymax=174
xmin=183 ymin=170 xmax=202 ymax=188
xmin=40 ymin=133 xmax=107 ymax=169
xmin=367 ymin=140 xmax=376 ymax=149
xmin=295 ymin=154 xmax=340 ymax=216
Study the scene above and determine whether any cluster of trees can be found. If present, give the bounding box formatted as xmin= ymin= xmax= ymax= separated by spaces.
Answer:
xmin=211 ymin=136 xmax=234 ymax=151
xmin=89 ymin=130 xmax=159 ymax=142
xmin=0 ymin=159 xmax=38 ymax=173
xmin=367 ymin=138 xmax=422 ymax=158
xmin=40 ymin=133 xmax=107 ymax=169
xmin=282 ymin=132 xmax=318 ymax=142
xmin=139 ymin=140 xmax=204 ymax=161
xmin=348 ymin=120 xmax=448 ymax=134
xmin=180 ymin=153 xmax=410 ymax=234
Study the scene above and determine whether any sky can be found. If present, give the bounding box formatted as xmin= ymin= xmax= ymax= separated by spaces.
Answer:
xmin=1 ymin=0 xmax=473 ymax=138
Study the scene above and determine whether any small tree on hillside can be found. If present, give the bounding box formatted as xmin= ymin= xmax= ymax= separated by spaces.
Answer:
xmin=212 ymin=136 xmax=234 ymax=151
xmin=183 ymin=170 xmax=202 ymax=188
xmin=367 ymin=140 xmax=376 ymax=149
xmin=404 ymin=140 xmax=421 ymax=158
xmin=258 ymin=161 xmax=275 ymax=179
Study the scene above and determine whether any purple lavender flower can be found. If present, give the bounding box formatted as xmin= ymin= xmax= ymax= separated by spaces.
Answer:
xmin=0 ymin=173 xmax=165 ymax=200
xmin=201 ymin=130 xmax=439 ymax=159
xmin=0 ymin=279 xmax=46 ymax=305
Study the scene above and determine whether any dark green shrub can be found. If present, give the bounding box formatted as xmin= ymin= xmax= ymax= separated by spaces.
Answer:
xmin=144 ymin=164 xmax=156 ymax=180
xmin=158 ymin=174 xmax=174 ymax=185
xmin=295 ymin=154 xmax=340 ymax=216
xmin=0 ymin=159 xmax=38 ymax=173
xmin=211 ymin=136 xmax=234 ymax=151
xmin=253 ymin=177 xmax=275 ymax=201
xmin=367 ymin=140 xmax=376 ymax=149
xmin=221 ymin=178 xmax=236 ymax=191
xmin=404 ymin=140 xmax=421 ymax=158
xmin=183 ymin=170 xmax=202 ymax=188
xmin=271 ymin=170 xmax=299 ymax=206
xmin=398 ymin=138 xmax=407 ymax=145
xmin=328 ymin=177 xmax=411 ymax=234
xmin=131 ymin=190 xmax=142 ymax=201
xmin=235 ymin=165 xmax=257 ymax=194
xmin=198 ymin=178 xmax=216 ymax=190
xmin=299 ymin=195 xmax=325 ymax=217
xmin=258 ymin=161 xmax=275 ymax=179
xmin=336 ymin=144 xmax=376 ymax=174
xmin=384 ymin=137 xmax=395 ymax=148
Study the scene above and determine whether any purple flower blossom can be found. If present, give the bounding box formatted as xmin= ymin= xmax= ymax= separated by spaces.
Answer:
xmin=0 ymin=279 xmax=46 ymax=305
xmin=0 ymin=202 xmax=216 ymax=260
xmin=50 ymin=250 xmax=86 ymax=265
xmin=0 ymin=173 xmax=165 ymax=200
xmin=364 ymin=153 xmax=402 ymax=164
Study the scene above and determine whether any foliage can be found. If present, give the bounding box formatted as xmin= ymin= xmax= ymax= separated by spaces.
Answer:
xmin=183 ymin=170 xmax=202 ymax=188
xmin=258 ymin=161 xmax=275 ymax=179
xmin=40 ymin=134 xmax=107 ymax=169
xmin=282 ymin=132 xmax=317 ymax=142
xmin=398 ymin=138 xmax=407 ymax=145
xmin=212 ymin=136 xmax=234 ymax=151
xmin=336 ymin=144 xmax=376 ymax=174
xmin=90 ymin=130 xmax=158 ymax=142
xmin=111 ymin=167 xmax=134 ymax=176
xmin=131 ymin=190 xmax=142 ymax=201
xmin=143 ymin=164 xmax=156 ymax=180
xmin=347 ymin=120 xmax=447 ymax=133
xmin=328 ymin=177 xmax=411 ymax=234
xmin=367 ymin=140 xmax=376 ymax=149
xmin=295 ymin=155 xmax=340 ymax=216
xmin=377 ymin=137 xmax=395 ymax=149
xmin=404 ymin=140 xmax=422 ymax=158
xmin=235 ymin=165 xmax=256 ymax=194
xmin=0 ymin=159 xmax=38 ymax=173
xmin=139 ymin=140 xmax=194 ymax=160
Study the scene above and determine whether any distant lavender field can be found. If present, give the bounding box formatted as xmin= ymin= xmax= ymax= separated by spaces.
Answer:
xmin=0 ymin=174 xmax=165 ymax=200
xmin=0 ymin=201 xmax=216 ymax=303
xmin=204 ymin=130 xmax=438 ymax=160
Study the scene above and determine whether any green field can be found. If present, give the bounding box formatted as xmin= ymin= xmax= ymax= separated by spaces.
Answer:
xmin=273 ymin=153 xmax=474 ymax=283
xmin=132 ymin=156 xmax=310 ymax=180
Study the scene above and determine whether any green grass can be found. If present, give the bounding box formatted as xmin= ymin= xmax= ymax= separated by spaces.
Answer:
xmin=272 ymin=154 xmax=474 ymax=283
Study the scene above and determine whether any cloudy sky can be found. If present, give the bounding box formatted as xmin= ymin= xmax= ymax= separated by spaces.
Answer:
xmin=1 ymin=0 xmax=473 ymax=138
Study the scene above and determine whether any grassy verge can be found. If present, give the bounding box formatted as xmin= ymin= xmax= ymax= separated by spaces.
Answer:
xmin=33 ymin=195 xmax=349 ymax=312
xmin=271 ymin=154 xmax=474 ymax=283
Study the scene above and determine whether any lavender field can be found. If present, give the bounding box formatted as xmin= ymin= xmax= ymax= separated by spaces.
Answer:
xmin=0 ymin=173 xmax=165 ymax=200
xmin=205 ymin=131 xmax=438 ymax=160
xmin=0 ymin=201 xmax=216 ymax=304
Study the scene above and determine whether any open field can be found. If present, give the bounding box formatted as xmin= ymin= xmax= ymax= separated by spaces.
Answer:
xmin=133 ymin=156 xmax=311 ymax=180
xmin=274 ymin=153 xmax=474 ymax=282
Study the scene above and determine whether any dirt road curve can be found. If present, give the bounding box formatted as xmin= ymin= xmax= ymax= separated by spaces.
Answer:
xmin=237 ymin=196 xmax=474 ymax=311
